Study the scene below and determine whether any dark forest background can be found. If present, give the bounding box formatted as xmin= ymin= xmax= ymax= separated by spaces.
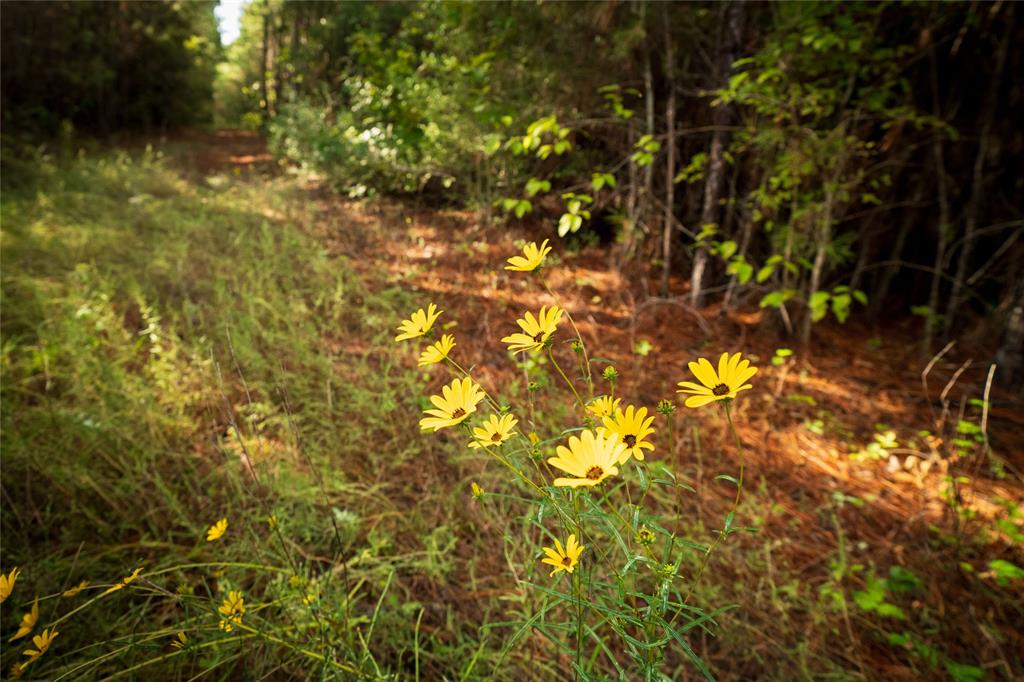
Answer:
xmin=4 ymin=1 xmax=1023 ymax=375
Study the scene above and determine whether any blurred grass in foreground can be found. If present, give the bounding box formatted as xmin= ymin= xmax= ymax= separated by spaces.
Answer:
xmin=0 ymin=147 xmax=440 ymax=678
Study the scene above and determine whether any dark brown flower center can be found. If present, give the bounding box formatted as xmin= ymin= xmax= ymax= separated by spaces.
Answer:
xmin=712 ymin=383 xmax=730 ymax=396
xmin=452 ymin=407 xmax=467 ymax=418
xmin=561 ymin=556 xmax=572 ymax=566
xmin=491 ymin=432 xmax=502 ymax=441
xmin=533 ymin=332 xmax=545 ymax=342
xmin=585 ymin=466 xmax=604 ymax=480
xmin=623 ymin=434 xmax=637 ymax=448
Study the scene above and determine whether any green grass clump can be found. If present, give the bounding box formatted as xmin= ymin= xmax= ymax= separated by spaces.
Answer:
xmin=0 ymin=148 xmax=430 ymax=678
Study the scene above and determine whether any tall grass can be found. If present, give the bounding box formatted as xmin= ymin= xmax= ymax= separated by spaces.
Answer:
xmin=0 ymin=148 xmax=436 ymax=678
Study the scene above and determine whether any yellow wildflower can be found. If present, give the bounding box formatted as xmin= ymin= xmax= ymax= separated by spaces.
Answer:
xmin=170 ymin=631 xmax=188 ymax=650
xmin=468 ymin=413 xmax=518 ymax=449
xmin=501 ymin=305 xmax=563 ymax=353
xmin=104 ymin=567 xmax=143 ymax=595
xmin=267 ymin=514 xmax=278 ymax=530
xmin=62 ymin=580 xmax=89 ymax=597
xmin=470 ymin=482 xmax=485 ymax=499
xmin=419 ymin=377 xmax=485 ymax=432
xmin=395 ymin=303 xmax=442 ymax=342
xmin=541 ymin=534 xmax=585 ymax=576
xmin=547 ymin=429 xmax=626 ymax=488
xmin=586 ymin=396 xmax=621 ymax=419
xmin=505 ymin=239 xmax=552 ymax=272
xmin=218 ymin=591 xmax=245 ymax=632
xmin=20 ymin=628 xmax=58 ymax=667
xmin=418 ymin=334 xmax=455 ymax=367
xmin=601 ymin=405 xmax=656 ymax=463
xmin=0 ymin=567 xmax=20 ymax=604
xmin=206 ymin=517 xmax=228 ymax=542
xmin=9 ymin=598 xmax=38 ymax=641
xmin=677 ymin=352 xmax=757 ymax=408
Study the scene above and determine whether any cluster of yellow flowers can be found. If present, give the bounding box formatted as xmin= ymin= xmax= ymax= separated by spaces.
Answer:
xmin=0 ymin=514 xmax=241 ymax=674
xmin=396 ymin=238 xmax=756 ymax=579
xmin=218 ymin=590 xmax=246 ymax=632
xmin=1 ymin=567 xmax=60 ymax=677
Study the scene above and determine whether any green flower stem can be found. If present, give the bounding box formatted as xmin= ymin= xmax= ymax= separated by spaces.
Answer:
xmin=548 ymin=348 xmax=585 ymax=410
xmin=476 ymin=439 xmax=550 ymax=501
xmin=679 ymin=400 xmax=746 ymax=609
xmin=573 ymin=490 xmax=585 ymax=677
xmin=541 ymin=280 xmax=594 ymax=397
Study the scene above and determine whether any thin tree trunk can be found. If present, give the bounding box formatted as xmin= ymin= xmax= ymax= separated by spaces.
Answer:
xmin=617 ymin=119 xmax=639 ymax=272
xmin=660 ymin=15 xmax=676 ymax=296
xmin=943 ymin=6 xmax=1011 ymax=334
xmin=801 ymin=193 xmax=833 ymax=347
xmin=643 ymin=39 xmax=655 ymax=212
xmin=996 ymin=260 xmax=1024 ymax=390
xmin=723 ymin=192 xmax=755 ymax=312
xmin=849 ymin=229 xmax=872 ymax=293
xmin=691 ymin=2 xmax=741 ymax=307
xmin=260 ymin=4 xmax=271 ymax=124
xmin=923 ymin=44 xmax=951 ymax=358
xmin=869 ymin=201 xmax=914 ymax=321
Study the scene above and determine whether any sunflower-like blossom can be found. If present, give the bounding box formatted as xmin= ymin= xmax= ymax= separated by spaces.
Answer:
xmin=501 ymin=305 xmax=563 ymax=354
xmin=20 ymin=628 xmax=58 ymax=668
xmin=601 ymin=405 xmax=655 ymax=463
xmin=468 ymin=413 xmax=518 ymax=449
xmin=206 ymin=517 xmax=228 ymax=542
xmin=0 ymin=567 xmax=20 ymax=604
xmin=218 ymin=591 xmax=245 ymax=632
xmin=677 ymin=352 xmax=757 ymax=408
xmin=395 ymin=303 xmax=442 ymax=342
xmin=170 ymin=631 xmax=188 ymax=650
xmin=104 ymin=567 xmax=143 ymax=595
xmin=587 ymin=395 xmax=621 ymax=419
xmin=9 ymin=599 xmax=38 ymax=641
xmin=419 ymin=377 xmax=485 ymax=432
xmin=62 ymin=580 xmax=89 ymax=598
xmin=418 ymin=334 xmax=455 ymax=367
xmin=547 ymin=429 xmax=626 ymax=488
xmin=541 ymin=534 xmax=585 ymax=576
xmin=505 ymin=239 xmax=552 ymax=272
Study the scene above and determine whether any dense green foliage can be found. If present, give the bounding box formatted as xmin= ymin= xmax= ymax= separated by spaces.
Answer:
xmin=223 ymin=0 xmax=1022 ymax=364
xmin=1 ymin=1 xmax=220 ymax=135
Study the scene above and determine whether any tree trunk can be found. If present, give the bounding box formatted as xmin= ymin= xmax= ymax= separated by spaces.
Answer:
xmin=801 ymin=193 xmax=833 ymax=347
xmin=869 ymin=202 xmax=914 ymax=321
xmin=260 ymin=4 xmax=271 ymax=124
xmin=995 ymin=257 xmax=1024 ymax=390
xmin=723 ymin=190 xmax=755 ymax=311
xmin=691 ymin=2 xmax=741 ymax=307
xmin=660 ymin=15 xmax=676 ymax=296
xmin=923 ymin=44 xmax=951 ymax=358
xmin=943 ymin=5 xmax=1011 ymax=334
xmin=643 ymin=37 xmax=655 ymax=216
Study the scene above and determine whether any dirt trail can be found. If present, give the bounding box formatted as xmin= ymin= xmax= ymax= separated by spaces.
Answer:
xmin=179 ymin=130 xmax=1024 ymax=678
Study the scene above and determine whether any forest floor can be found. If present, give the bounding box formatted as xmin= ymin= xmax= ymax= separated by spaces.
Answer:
xmin=4 ymin=130 xmax=1021 ymax=680
xmin=180 ymin=129 xmax=1024 ymax=679
xmin=199 ymin=130 xmax=1024 ymax=680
